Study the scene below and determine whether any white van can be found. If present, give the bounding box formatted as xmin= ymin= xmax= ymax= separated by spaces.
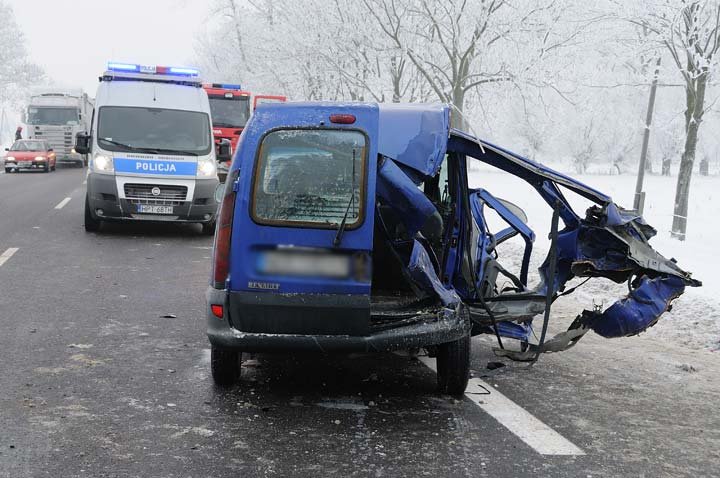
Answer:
xmin=75 ymin=63 xmax=228 ymax=234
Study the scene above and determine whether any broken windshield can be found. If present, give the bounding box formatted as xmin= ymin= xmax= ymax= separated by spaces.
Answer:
xmin=252 ymin=129 xmax=366 ymax=228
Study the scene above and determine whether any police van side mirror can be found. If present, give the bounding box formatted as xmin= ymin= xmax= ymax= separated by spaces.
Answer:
xmin=217 ymin=139 xmax=232 ymax=162
xmin=75 ymin=133 xmax=91 ymax=155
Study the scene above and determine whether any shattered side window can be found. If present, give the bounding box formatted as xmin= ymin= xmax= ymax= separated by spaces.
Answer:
xmin=252 ymin=129 xmax=366 ymax=228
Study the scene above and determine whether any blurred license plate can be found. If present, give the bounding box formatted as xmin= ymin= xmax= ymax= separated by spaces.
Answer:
xmin=137 ymin=205 xmax=174 ymax=214
xmin=18 ymin=161 xmax=31 ymax=168
xmin=260 ymin=250 xmax=350 ymax=278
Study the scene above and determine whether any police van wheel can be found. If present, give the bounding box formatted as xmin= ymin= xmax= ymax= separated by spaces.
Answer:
xmin=84 ymin=196 xmax=101 ymax=232
xmin=436 ymin=334 xmax=471 ymax=397
xmin=201 ymin=221 xmax=216 ymax=236
xmin=211 ymin=347 xmax=241 ymax=387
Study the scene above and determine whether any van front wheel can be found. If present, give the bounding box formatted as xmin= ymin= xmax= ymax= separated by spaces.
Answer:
xmin=201 ymin=220 xmax=216 ymax=236
xmin=436 ymin=334 xmax=471 ymax=397
xmin=84 ymin=196 xmax=101 ymax=232
xmin=211 ymin=347 xmax=240 ymax=387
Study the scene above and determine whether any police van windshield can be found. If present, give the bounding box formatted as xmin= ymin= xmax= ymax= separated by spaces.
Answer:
xmin=252 ymin=129 xmax=366 ymax=228
xmin=27 ymin=107 xmax=79 ymax=125
xmin=97 ymin=106 xmax=212 ymax=155
xmin=208 ymin=96 xmax=250 ymax=128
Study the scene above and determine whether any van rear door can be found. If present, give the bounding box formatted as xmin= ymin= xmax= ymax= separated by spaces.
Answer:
xmin=225 ymin=104 xmax=378 ymax=334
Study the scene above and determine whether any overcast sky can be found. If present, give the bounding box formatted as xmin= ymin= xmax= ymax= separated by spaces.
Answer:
xmin=8 ymin=0 xmax=211 ymax=93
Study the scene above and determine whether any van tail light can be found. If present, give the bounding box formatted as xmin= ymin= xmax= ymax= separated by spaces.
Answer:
xmin=212 ymin=176 xmax=237 ymax=289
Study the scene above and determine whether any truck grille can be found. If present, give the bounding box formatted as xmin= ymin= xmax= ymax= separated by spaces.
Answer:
xmin=124 ymin=184 xmax=188 ymax=206
xmin=32 ymin=129 xmax=74 ymax=155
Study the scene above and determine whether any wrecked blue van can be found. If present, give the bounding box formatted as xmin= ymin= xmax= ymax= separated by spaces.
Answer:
xmin=206 ymin=102 xmax=699 ymax=395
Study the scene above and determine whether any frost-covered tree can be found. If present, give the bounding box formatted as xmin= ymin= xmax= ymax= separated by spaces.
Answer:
xmin=662 ymin=1 xmax=720 ymax=240
xmin=0 ymin=1 xmax=44 ymax=106
xmin=361 ymin=0 xmax=591 ymax=128
xmin=0 ymin=1 xmax=43 ymax=144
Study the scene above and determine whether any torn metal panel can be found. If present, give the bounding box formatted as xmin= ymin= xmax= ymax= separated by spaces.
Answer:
xmin=575 ymin=204 xmax=701 ymax=286
xmin=407 ymin=240 xmax=460 ymax=307
xmin=592 ymin=275 xmax=686 ymax=338
xmin=376 ymin=157 xmax=442 ymax=240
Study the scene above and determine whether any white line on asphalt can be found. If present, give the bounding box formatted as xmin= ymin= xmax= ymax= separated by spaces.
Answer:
xmin=419 ymin=356 xmax=585 ymax=456
xmin=0 ymin=248 xmax=19 ymax=267
xmin=82 ymin=180 xmax=87 ymax=185
xmin=54 ymin=197 xmax=72 ymax=210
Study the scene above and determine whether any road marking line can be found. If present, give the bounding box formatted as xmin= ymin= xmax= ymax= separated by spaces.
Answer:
xmin=82 ymin=179 xmax=87 ymax=185
xmin=0 ymin=248 xmax=19 ymax=267
xmin=419 ymin=356 xmax=585 ymax=456
xmin=54 ymin=197 xmax=72 ymax=210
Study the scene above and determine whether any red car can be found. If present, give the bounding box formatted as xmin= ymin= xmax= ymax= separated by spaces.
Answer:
xmin=4 ymin=139 xmax=57 ymax=173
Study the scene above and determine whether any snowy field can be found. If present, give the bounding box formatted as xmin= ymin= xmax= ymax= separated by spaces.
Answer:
xmin=468 ymin=167 xmax=720 ymax=351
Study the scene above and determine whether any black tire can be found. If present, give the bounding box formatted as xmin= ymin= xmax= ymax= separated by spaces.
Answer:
xmin=211 ymin=347 xmax=240 ymax=387
xmin=84 ymin=195 xmax=101 ymax=232
xmin=201 ymin=221 xmax=216 ymax=236
xmin=4 ymin=168 xmax=10 ymax=173
xmin=44 ymin=163 xmax=50 ymax=173
xmin=436 ymin=334 xmax=471 ymax=397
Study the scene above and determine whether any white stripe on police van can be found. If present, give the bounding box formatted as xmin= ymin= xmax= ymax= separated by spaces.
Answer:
xmin=0 ymin=248 xmax=19 ymax=267
xmin=54 ymin=197 xmax=71 ymax=210
xmin=419 ymin=356 xmax=584 ymax=456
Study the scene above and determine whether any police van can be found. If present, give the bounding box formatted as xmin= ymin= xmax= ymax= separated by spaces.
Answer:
xmin=75 ymin=62 xmax=228 ymax=234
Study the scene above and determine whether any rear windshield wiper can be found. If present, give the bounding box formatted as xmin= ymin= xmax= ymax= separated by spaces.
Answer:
xmin=333 ymin=149 xmax=358 ymax=247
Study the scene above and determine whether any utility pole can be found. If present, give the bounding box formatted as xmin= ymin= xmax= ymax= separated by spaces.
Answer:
xmin=633 ymin=57 xmax=661 ymax=215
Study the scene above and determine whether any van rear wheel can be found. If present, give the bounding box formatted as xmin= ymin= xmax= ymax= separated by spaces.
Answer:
xmin=436 ymin=334 xmax=471 ymax=397
xmin=211 ymin=347 xmax=240 ymax=387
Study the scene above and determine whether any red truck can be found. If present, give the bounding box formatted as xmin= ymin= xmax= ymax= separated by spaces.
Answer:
xmin=203 ymin=84 xmax=286 ymax=181
xmin=203 ymin=83 xmax=252 ymax=153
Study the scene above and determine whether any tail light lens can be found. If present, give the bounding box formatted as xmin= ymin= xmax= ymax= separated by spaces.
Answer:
xmin=329 ymin=114 xmax=356 ymax=124
xmin=211 ymin=174 xmax=237 ymax=288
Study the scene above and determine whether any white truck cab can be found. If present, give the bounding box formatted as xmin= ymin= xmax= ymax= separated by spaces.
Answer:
xmin=76 ymin=63 xmax=226 ymax=234
xmin=25 ymin=88 xmax=94 ymax=166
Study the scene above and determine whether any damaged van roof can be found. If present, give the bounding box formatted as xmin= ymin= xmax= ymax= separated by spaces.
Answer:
xmin=377 ymin=103 xmax=450 ymax=178
xmin=252 ymin=102 xmax=450 ymax=178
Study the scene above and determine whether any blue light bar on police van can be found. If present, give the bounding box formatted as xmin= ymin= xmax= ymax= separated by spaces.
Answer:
xmin=168 ymin=66 xmax=200 ymax=76
xmin=219 ymin=83 xmax=242 ymax=90
xmin=107 ymin=62 xmax=200 ymax=78
xmin=107 ymin=62 xmax=140 ymax=72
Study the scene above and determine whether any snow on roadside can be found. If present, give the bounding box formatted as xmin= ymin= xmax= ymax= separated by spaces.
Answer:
xmin=468 ymin=168 xmax=720 ymax=351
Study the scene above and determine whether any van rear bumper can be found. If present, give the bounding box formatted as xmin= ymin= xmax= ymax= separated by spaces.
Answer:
xmin=206 ymin=287 xmax=471 ymax=353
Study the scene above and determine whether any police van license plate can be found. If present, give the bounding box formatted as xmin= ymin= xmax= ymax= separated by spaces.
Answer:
xmin=137 ymin=205 xmax=174 ymax=214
